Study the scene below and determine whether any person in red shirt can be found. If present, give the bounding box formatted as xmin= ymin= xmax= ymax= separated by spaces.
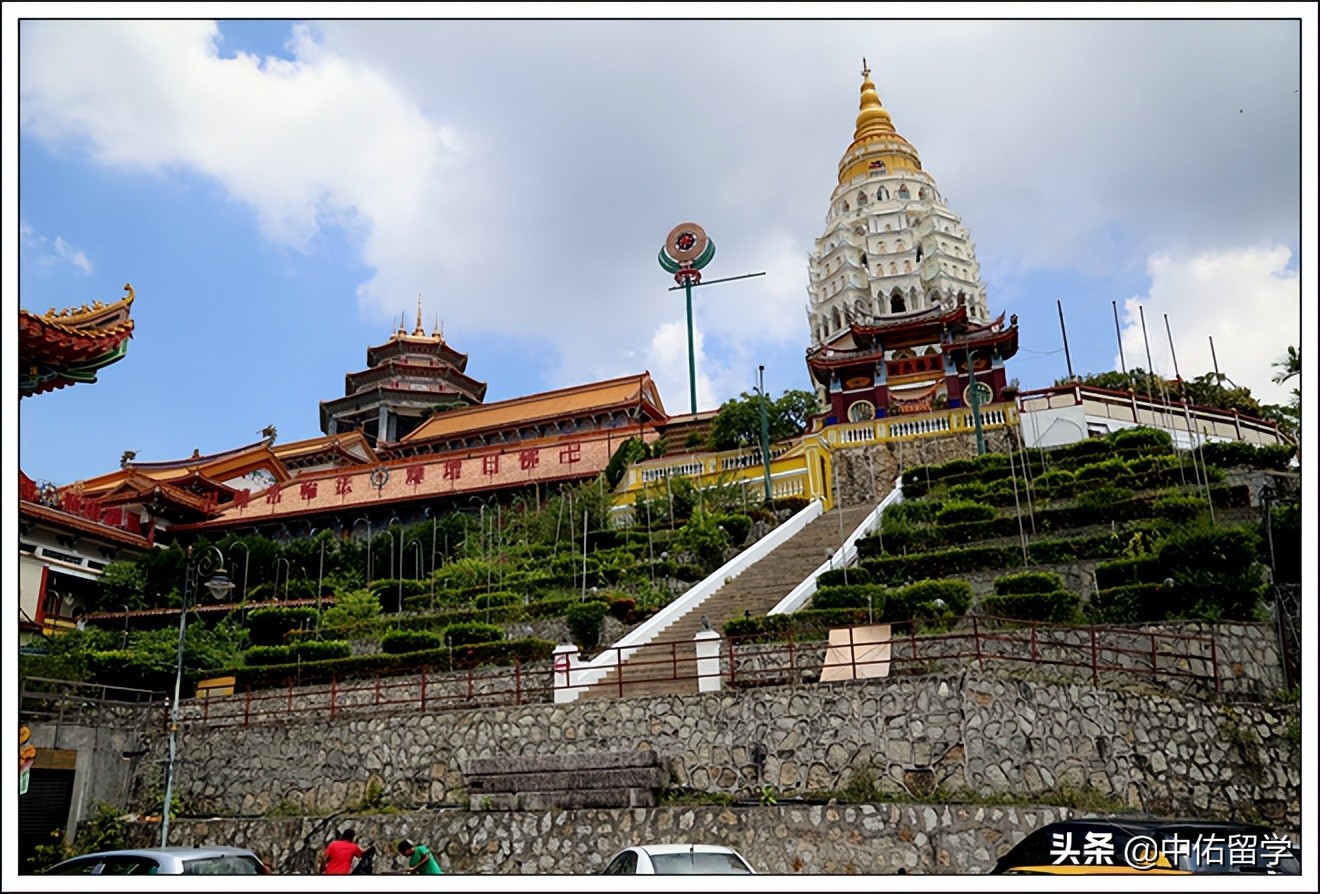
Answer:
xmin=321 ymin=827 xmax=374 ymax=874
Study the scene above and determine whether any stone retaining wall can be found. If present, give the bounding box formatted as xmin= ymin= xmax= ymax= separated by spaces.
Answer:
xmin=161 ymin=669 xmax=1299 ymax=833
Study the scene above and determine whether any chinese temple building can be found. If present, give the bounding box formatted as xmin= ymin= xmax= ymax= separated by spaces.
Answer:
xmin=18 ymin=284 xmax=149 ymax=639
xmin=19 ymin=283 xmax=136 ymax=397
xmin=320 ymin=300 xmax=488 ymax=446
xmin=805 ymin=64 xmax=1018 ymax=422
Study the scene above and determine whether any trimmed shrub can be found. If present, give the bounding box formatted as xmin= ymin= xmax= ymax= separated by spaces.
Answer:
xmin=443 ymin=622 xmax=504 ymax=647
xmin=812 ymin=584 xmax=887 ymax=613
xmin=993 ymin=571 xmax=1065 ymax=596
xmin=244 ymin=640 xmax=351 ymax=666
xmin=934 ymin=500 xmax=997 ymax=526
xmin=887 ymin=579 xmax=972 ymax=620
xmin=946 ymin=482 xmax=989 ymax=501
xmin=1032 ymin=468 xmax=1076 ymax=498
xmin=1075 ymin=485 xmax=1134 ymax=510
xmin=981 ymin=589 xmax=1080 ymax=623
xmin=1110 ymin=426 xmax=1173 ymax=452
xmin=817 ymin=567 xmax=870 ymax=587
xmin=713 ymin=513 xmax=753 ymax=546
xmin=380 ymin=629 xmax=444 ymax=654
xmin=566 ymin=600 xmax=609 ymax=649
xmin=1087 ymin=583 xmax=1174 ymax=624
xmin=247 ymin=607 xmax=318 ymax=647
xmin=473 ymin=591 xmax=522 ymax=610
xmin=1094 ymin=556 xmax=1162 ymax=589
xmin=1151 ymin=494 xmax=1209 ymax=524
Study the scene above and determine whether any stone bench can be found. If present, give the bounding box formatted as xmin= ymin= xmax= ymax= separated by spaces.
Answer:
xmin=460 ymin=749 xmax=665 ymax=810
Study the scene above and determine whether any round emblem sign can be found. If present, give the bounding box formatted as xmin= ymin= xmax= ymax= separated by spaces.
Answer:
xmin=665 ymin=222 xmax=709 ymax=264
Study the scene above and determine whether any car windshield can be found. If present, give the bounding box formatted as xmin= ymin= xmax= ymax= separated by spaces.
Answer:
xmin=182 ymin=855 xmax=266 ymax=875
xmin=649 ymin=852 xmax=751 ymax=874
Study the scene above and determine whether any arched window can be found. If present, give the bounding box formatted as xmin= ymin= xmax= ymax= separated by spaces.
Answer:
xmin=896 ymin=240 xmax=906 ymax=252
xmin=857 ymin=191 xmax=868 ymax=205
xmin=889 ymin=262 xmax=898 ymax=275
xmin=890 ymin=293 xmax=906 ymax=313
xmin=848 ymin=400 xmax=876 ymax=422
xmin=897 ymin=185 xmax=910 ymax=199
xmin=877 ymin=186 xmax=889 ymax=200
xmin=904 ymin=260 xmax=912 ymax=273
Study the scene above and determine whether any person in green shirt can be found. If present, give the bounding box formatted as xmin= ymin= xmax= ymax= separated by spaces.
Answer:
xmin=396 ymin=838 xmax=443 ymax=875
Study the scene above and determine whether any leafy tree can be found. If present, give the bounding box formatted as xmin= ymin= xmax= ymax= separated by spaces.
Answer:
xmin=708 ymin=389 xmax=821 ymax=450
xmin=605 ymin=437 xmax=650 ymax=488
xmin=94 ymin=560 xmax=148 ymax=611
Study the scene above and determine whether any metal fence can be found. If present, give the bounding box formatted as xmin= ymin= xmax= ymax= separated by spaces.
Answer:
xmin=175 ymin=617 xmax=1220 ymax=728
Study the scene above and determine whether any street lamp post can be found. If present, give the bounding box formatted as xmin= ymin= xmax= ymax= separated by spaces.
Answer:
xmin=161 ymin=545 xmax=234 ymax=846
xmin=229 ymin=542 xmax=251 ymax=601
xmin=274 ymin=557 xmax=291 ymax=602
xmin=755 ymin=365 xmax=773 ymax=503
xmin=351 ymin=517 xmax=372 ymax=584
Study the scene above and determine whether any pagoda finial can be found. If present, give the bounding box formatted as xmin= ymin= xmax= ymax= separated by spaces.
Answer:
xmin=414 ymin=294 xmax=425 ymax=336
xmin=862 ymin=56 xmax=868 ymax=78
xmin=432 ymin=315 xmax=441 ymax=339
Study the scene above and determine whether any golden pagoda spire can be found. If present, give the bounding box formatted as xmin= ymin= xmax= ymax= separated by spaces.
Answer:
xmin=414 ymin=294 xmax=426 ymax=336
xmin=853 ymin=60 xmax=895 ymax=142
xmin=837 ymin=59 xmax=922 ymax=184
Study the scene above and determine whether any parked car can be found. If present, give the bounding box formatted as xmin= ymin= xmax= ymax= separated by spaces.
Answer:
xmin=991 ymin=818 xmax=1301 ymax=875
xmin=600 ymin=843 xmax=756 ymax=874
xmin=44 ymin=846 xmax=270 ymax=875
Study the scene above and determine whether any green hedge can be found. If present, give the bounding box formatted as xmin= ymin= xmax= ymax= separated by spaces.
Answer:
xmin=230 ymin=637 xmax=558 ymax=688
xmin=381 ymin=629 xmax=444 ymax=654
xmin=248 ymin=606 xmax=318 ymax=646
xmin=993 ymin=571 xmax=1065 ymax=595
xmin=444 ymin=622 xmax=505 ymax=647
xmin=245 ymin=640 xmax=352 ymax=666
xmin=981 ymin=589 xmax=1080 ymax=623
xmin=812 ymin=584 xmax=887 ymax=612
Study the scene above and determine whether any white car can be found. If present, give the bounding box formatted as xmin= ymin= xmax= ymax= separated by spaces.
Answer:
xmin=44 ymin=845 xmax=270 ymax=875
xmin=600 ymin=843 xmax=756 ymax=875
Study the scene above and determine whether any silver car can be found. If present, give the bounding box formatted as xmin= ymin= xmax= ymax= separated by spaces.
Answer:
xmin=44 ymin=845 xmax=269 ymax=875
xmin=600 ymin=843 xmax=756 ymax=874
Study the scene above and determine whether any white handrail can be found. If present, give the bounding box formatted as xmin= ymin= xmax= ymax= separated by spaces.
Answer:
xmin=561 ymin=499 xmax=825 ymax=699
xmin=769 ymin=479 xmax=904 ymax=615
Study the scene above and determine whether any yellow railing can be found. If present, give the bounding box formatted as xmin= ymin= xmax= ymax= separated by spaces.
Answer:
xmin=611 ymin=402 xmax=1020 ymax=520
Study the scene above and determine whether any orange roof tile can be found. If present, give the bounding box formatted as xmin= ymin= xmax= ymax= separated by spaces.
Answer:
xmin=401 ymin=372 xmax=665 ymax=443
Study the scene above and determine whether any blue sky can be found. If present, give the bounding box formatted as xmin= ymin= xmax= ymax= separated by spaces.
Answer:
xmin=7 ymin=9 xmax=1313 ymax=487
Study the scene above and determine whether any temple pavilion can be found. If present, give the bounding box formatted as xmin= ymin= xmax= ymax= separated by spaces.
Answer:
xmin=805 ymin=64 xmax=1019 ymax=422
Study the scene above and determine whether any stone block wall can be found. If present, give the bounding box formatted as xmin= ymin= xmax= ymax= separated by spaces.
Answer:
xmin=159 ymin=669 xmax=1299 ymax=833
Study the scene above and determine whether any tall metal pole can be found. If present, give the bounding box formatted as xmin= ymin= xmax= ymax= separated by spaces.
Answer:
xmin=757 ymin=365 xmax=772 ymax=503
xmin=1112 ymin=300 xmax=1127 ymax=376
xmin=685 ymin=282 xmax=698 ymax=415
xmin=1057 ymin=300 xmax=1075 ymax=381
xmin=161 ymin=545 xmax=231 ymax=847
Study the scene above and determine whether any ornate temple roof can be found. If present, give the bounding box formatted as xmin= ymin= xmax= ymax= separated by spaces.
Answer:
xmin=18 ymin=283 xmax=136 ymax=397
xmin=398 ymin=372 xmax=667 ymax=446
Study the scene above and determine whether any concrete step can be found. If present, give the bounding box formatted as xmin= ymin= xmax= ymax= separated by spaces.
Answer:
xmin=579 ymin=503 xmax=877 ymax=699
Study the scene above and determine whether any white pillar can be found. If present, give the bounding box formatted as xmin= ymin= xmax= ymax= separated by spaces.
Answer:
xmin=693 ymin=629 xmax=722 ymax=693
xmin=552 ymin=643 xmax=581 ymax=704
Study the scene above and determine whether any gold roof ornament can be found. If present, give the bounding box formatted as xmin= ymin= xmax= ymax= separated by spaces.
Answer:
xmin=838 ymin=59 xmax=922 ymax=184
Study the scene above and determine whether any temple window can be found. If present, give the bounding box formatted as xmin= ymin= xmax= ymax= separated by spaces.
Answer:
xmin=857 ymin=191 xmax=868 ymax=204
xmin=898 ymin=185 xmax=910 ymax=199
xmin=890 ymin=294 xmax=907 ymax=313
xmin=877 ymin=187 xmax=889 ymax=200
xmin=904 ymin=260 xmax=912 ymax=273
xmin=848 ymin=400 xmax=876 ymax=422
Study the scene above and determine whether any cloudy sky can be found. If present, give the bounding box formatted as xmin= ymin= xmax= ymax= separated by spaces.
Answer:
xmin=7 ymin=8 xmax=1312 ymax=486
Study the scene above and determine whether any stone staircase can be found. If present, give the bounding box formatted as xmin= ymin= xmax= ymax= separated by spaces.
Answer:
xmin=579 ymin=502 xmax=877 ymax=699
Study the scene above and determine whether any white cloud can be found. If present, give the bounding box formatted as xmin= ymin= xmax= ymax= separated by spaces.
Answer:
xmin=51 ymin=236 xmax=92 ymax=273
xmin=18 ymin=17 xmax=1303 ymax=417
xmin=1118 ymin=245 xmax=1299 ymax=406
xmin=18 ymin=221 xmax=92 ymax=273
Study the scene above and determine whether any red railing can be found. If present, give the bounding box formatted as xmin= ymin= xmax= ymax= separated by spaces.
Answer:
xmin=181 ymin=618 xmax=1221 ymax=728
